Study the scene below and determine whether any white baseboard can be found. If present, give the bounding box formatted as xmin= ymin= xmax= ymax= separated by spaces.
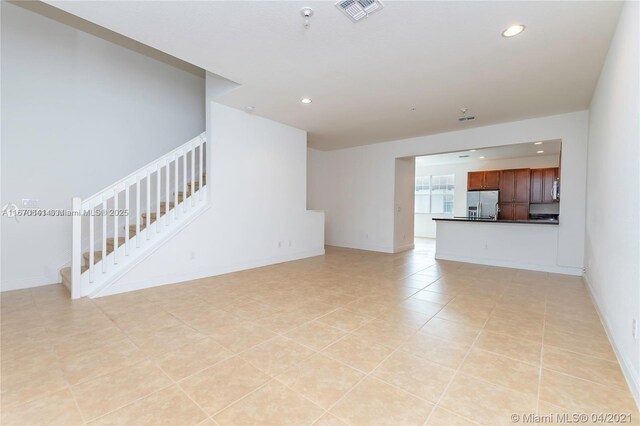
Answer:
xmin=93 ymin=247 xmax=326 ymax=298
xmin=0 ymin=274 xmax=60 ymax=292
xmin=583 ymin=274 xmax=640 ymax=410
xmin=434 ymin=252 xmax=583 ymax=276
xmin=393 ymin=243 xmax=415 ymax=253
xmin=325 ymin=240 xmax=394 ymax=254
xmin=1 ymin=255 xmax=73 ymax=292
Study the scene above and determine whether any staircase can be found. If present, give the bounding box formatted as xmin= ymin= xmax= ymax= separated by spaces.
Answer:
xmin=61 ymin=133 xmax=208 ymax=299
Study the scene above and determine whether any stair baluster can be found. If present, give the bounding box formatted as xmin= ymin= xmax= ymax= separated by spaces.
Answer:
xmin=165 ymin=159 xmax=170 ymax=227
xmin=146 ymin=169 xmax=151 ymax=240
xmin=114 ymin=188 xmax=119 ymax=264
xmin=199 ymin=139 xmax=204 ymax=201
xmin=156 ymin=163 xmax=161 ymax=233
xmin=183 ymin=150 xmax=187 ymax=213
xmin=65 ymin=132 xmax=206 ymax=298
xmin=89 ymin=211 xmax=95 ymax=282
xmin=174 ymin=153 xmax=179 ymax=219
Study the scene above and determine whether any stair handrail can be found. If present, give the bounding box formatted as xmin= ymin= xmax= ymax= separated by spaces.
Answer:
xmin=81 ymin=132 xmax=205 ymax=208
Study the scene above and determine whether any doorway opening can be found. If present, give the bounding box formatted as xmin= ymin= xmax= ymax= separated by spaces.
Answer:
xmin=408 ymin=139 xmax=562 ymax=252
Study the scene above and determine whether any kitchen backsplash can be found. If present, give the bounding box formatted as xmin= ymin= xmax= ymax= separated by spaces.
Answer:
xmin=529 ymin=203 xmax=560 ymax=214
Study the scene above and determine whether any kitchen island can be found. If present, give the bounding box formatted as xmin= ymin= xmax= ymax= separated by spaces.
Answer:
xmin=432 ymin=217 xmax=580 ymax=275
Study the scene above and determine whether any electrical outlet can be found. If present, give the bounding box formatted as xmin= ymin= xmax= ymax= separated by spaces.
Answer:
xmin=190 ymin=251 xmax=195 ymax=260
xmin=365 ymin=233 xmax=369 ymax=239
xmin=288 ymin=240 xmax=292 ymax=247
xmin=278 ymin=241 xmax=282 ymax=248
xmin=633 ymin=319 xmax=638 ymax=339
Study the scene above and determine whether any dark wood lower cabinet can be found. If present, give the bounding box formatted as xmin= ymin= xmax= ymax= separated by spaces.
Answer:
xmin=514 ymin=203 xmax=529 ymax=220
xmin=499 ymin=203 xmax=530 ymax=220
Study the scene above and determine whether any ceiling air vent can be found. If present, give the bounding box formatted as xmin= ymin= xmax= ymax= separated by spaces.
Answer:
xmin=458 ymin=155 xmax=470 ymax=158
xmin=336 ymin=0 xmax=384 ymax=22
xmin=458 ymin=116 xmax=476 ymax=122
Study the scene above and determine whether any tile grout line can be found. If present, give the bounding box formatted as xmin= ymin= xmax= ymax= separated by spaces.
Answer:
xmin=423 ymin=284 xmax=511 ymax=425
xmin=319 ymin=313 xmax=453 ymax=425
xmin=7 ymin=252 xmax=633 ymax=425
xmin=536 ymin=291 xmax=548 ymax=415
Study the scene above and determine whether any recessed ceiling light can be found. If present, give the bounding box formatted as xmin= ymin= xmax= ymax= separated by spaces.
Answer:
xmin=470 ymin=149 xmax=477 ymax=152
xmin=534 ymin=142 xmax=543 ymax=145
xmin=479 ymin=156 xmax=486 ymax=159
xmin=301 ymin=98 xmax=312 ymax=104
xmin=537 ymin=150 xmax=545 ymax=154
xmin=502 ymin=24 xmax=525 ymax=37
xmin=245 ymin=106 xmax=255 ymax=113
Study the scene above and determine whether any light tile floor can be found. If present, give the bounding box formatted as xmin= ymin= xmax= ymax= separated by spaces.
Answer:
xmin=1 ymin=239 xmax=638 ymax=425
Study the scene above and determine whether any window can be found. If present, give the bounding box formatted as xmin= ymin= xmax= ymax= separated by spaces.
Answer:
xmin=415 ymin=174 xmax=454 ymax=215
xmin=414 ymin=176 xmax=431 ymax=214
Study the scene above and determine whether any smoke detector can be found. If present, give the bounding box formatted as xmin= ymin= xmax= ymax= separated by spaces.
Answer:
xmin=336 ymin=0 xmax=384 ymax=23
xmin=458 ymin=108 xmax=476 ymax=122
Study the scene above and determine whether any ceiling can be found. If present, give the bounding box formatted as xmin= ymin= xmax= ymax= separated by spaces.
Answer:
xmin=46 ymin=1 xmax=622 ymax=151
xmin=416 ymin=139 xmax=561 ymax=166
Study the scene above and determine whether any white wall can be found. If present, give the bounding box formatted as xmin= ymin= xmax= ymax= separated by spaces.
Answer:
xmin=415 ymin=155 xmax=560 ymax=238
xmin=435 ymin=221 xmax=569 ymax=274
xmin=308 ymin=111 xmax=588 ymax=270
xmin=393 ymin=157 xmax=415 ymax=252
xmin=0 ymin=2 xmax=205 ymax=291
xmin=584 ymin=1 xmax=640 ymax=405
xmin=99 ymin=103 xmax=325 ymax=296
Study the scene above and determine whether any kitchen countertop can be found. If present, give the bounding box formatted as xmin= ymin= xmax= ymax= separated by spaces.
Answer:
xmin=432 ymin=217 xmax=559 ymax=225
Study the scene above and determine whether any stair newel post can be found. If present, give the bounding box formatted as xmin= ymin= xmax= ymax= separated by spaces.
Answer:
xmin=198 ymin=138 xmax=204 ymax=201
xmin=165 ymin=159 xmax=170 ymax=227
xmin=71 ymin=197 xmax=82 ymax=299
xmin=125 ymin=184 xmax=130 ymax=256
xmin=113 ymin=189 xmax=118 ymax=265
xmin=156 ymin=163 xmax=161 ymax=234
xmin=183 ymin=150 xmax=187 ymax=212
xmin=191 ymin=144 xmax=196 ymax=206
xmin=101 ymin=194 xmax=107 ymax=274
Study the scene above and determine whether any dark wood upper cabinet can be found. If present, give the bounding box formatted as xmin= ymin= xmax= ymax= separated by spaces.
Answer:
xmin=514 ymin=169 xmax=531 ymax=203
xmin=484 ymin=171 xmax=500 ymax=190
xmin=530 ymin=167 xmax=559 ymax=203
xmin=467 ymin=170 xmax=500 ymax=190
xmin=500 ymin=170 xmax=516 ymax=202
xmin=542 ymin=168 xmax=558 ymax=203
xmin=530 ymin=169 xmax=544 ymax=203
xmin=498 ymin=169 xmax=530 ymax=220
xmin=467 ymin=172 xmax=485 ymax=190
xmin=500 ymin=169 xmax=530 ymax=203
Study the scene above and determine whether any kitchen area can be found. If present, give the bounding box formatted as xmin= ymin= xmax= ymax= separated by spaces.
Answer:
xmin=414 ymin=139 xmax=578 ymax=274
xmin=457 ymin=164 xmax=560 ymax=222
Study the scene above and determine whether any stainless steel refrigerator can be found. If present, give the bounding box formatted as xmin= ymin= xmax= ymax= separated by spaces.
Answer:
xmin=467 ymin=190 xmax=499 ymax=218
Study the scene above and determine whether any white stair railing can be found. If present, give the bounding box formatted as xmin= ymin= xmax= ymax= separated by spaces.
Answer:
xmin=70 ymin=133 xmax=206 ymax=299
